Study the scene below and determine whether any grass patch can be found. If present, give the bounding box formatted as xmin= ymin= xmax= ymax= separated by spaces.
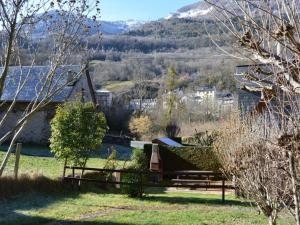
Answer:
xmin=0 ymin=143 xmax=132 ymax=178
xmin=0 ymin=191 xmax=294 ymax=225
xmin=103 ymin=81 xmax=135 ymax=92
xmin=0 ymin=151 xmax=113 ymax=178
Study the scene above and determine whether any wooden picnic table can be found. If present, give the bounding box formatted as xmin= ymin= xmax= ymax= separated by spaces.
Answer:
xmin=166 ymin=170 xmax=219 ymax=190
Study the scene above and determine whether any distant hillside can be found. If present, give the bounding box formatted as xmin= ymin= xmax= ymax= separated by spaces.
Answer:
xmin=128 ymin=18 xmax=223 ymax=39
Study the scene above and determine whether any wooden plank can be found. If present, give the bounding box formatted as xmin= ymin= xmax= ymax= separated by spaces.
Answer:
xmin=63 ymin=177 xmax=234 ymax=189
xmin=65 ymin=166 xmax=159 ymax=175
xmin=171 ymin=179 xmax=212 ymax=183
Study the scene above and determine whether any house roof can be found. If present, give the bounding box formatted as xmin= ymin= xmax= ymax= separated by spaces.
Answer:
xmin=235 ymin=64 xmax=274 ymax=91
xmin=0 ymin=65 xmax=82 ymax=103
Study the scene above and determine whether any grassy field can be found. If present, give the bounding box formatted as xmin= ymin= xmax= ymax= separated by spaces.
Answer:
xmin=102 ymin=81 xmax=135 ymax=93
xmin=0 ymin=190 xmax=294 ymax=225
xmin=0 ymin=144 xmax=132 ymax=178
xmin=0 ymin=145 xmax=295 ymax=225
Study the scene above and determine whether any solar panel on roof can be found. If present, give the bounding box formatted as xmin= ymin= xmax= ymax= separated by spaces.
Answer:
xmin=157 ymin=138 xmax=183 ymax=147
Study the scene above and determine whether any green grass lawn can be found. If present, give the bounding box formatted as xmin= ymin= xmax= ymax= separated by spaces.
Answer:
xmin=0 ymin=190 xmax=294 ymax=225
xmin=0 ymin=145 xmax=295 ymax=225
xmin=0 ymin=152 xmax=111 ymax=178
xmin=0 ymin=143 xmax=131 ymax=178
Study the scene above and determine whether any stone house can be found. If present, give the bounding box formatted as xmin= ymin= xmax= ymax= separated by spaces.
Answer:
xmin=0 ymin=65 xmax=97 ymax=145
xmin=234 ymin=64 xmax=272 ymax=113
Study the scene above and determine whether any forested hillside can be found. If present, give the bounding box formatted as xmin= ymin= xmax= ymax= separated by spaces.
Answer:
xmin=89 ymin=17 xmax=241 ymax=93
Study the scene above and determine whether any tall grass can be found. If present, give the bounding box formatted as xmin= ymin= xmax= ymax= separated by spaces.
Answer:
xmin=0 ymin=173 xmax=65 ymax=199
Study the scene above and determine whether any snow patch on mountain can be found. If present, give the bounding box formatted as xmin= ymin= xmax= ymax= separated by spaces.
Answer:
xmin=177 ymin=7 xmax=213 ymax=18
xmin=165 ymin=4 xmax=213 ymax=19
xmin=113 ymin=20 xmax=146 ymax=30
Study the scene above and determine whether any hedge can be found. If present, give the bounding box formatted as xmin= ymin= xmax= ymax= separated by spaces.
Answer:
xmin=144 ymin=144 xmax=221 ymax=172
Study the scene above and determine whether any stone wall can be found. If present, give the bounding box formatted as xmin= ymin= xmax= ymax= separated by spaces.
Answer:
xmin=0 ymin=109 xmax=54 ymax=145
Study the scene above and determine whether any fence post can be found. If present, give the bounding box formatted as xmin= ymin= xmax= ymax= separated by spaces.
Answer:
xmin=222 ymin=178 xmax=225 ymax=203
xmin=14 ymin=143 xmax=22 ymax=179
xmin=139 ymin=172 xmax=143 ymax=198
xmin=72 ymin=167 xmax=75 ymax=187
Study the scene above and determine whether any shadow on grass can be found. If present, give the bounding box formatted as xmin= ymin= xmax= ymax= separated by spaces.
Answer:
xmin=1 ymin=215 xmax=135 ymax=225
xmin=0 ymin=174 xmax=253 ymax=225
xmin=142 ymin=195 xmax=252 ymax=207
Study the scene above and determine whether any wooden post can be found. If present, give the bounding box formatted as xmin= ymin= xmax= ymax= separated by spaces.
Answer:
xmin=14 ymin=143 xmax=22 ymax=179
xmin=72 ymin=167 xmax=75 ymax=187
xmin=222 ymin=179 xmax=225 ymax=203
xmin=139 ymin=172 xmax=143 ymax=198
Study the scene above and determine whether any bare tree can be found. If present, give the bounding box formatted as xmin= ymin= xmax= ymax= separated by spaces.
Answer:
xmin=0 ymin=0 xmax=101 ymax=176
xmin=133 ymin=71 xmax=148 ymax=115
xmin=205 ymin=0 xmax=300 ymax=223
xmin=215 ymin=114 xmax=291 ymax=225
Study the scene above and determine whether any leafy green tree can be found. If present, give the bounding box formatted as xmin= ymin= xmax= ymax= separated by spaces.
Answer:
xmin=50 ymin=101 xmax=107 ymax=168
xmin=165 ymin=66 xmax=178 ymax=123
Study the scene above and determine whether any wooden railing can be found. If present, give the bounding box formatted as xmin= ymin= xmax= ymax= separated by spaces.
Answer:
xmin=63 ymin=166 xmax=234 ymax=203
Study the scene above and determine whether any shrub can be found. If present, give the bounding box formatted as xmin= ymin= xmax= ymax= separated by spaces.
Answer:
xmin=129 ymin=115 xmax=152 ymax=140
xmin=103 ymin=147 xmax=118 ymax=180
xmin=183 ymin=130 xmax=219 ymax=146
xmin=50 ymin=101 xmax=107 ymax=167
xmin=121 ymin=149 xmax=148 ymax=198
xmin=144 ymin=145 xmax=220 ymax=172
xmin=165 ymin=121 xmax=181 ymax=138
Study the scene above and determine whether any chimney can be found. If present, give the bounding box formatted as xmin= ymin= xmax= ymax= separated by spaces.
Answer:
xmin=150 ymin=144 xmax=162 ymax=172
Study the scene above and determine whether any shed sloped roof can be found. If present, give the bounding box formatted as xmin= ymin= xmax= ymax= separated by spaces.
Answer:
xmin=0 ymin=65 xmax=81 ymax=103
xmin=154 ymin=137 xmax=183 ymax=147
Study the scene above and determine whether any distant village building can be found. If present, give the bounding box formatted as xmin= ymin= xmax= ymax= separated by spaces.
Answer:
xmin=129 ymin=98 xmax=157 ymax=111
xmin=0 ymin=65 xmax=97 ymax=144
xmin=95 ymin=89 xmax=113 ymax=109
xmin=194 ymin=87 xmax=216 ymax=102
xmin=179 ymin=87 xmax=217 ymax=104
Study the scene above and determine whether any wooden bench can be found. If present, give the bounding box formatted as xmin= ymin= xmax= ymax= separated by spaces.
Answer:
xmin=171 ymin=179 xmax=212 ymax=190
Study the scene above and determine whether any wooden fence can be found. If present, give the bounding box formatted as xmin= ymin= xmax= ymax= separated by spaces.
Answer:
xmin=63 ymin=166 xmax=234 ymax=203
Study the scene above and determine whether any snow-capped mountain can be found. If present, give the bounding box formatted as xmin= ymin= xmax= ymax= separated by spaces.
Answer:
xmin=165 ymin=0 xmax=286 ymax=20
xmin=110 ymin=20 xmax=146 ymax=31
xmin=28 ymin=11 xmax=145 ymax=38
xmin=165 ymin=1 xmax=213 ymax=19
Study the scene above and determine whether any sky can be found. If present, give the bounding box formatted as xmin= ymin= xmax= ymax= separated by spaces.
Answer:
xmin=100 ymin=0 xmax=200 ymax=21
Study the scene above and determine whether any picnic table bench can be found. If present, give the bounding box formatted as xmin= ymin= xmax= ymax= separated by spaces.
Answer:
xmin=169 ymin=170 xmax=216 ymax=190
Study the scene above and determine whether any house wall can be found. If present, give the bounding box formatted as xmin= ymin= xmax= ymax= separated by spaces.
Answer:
xmin=237 ymin=90 xmax=261 ymax=113
xmin=68 ymin=74 xmax=93 ymax=103
xmin=0 ymin=107 xmax=55 ymax=145
xmin=0 ymin=74 xmax=95 ymax=145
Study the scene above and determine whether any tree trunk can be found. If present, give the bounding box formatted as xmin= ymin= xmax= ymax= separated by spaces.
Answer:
xmin=62 ymin=158 xmax=68 ymax=178
xmin=288 ymin=152 xmax=300 ymax=225
xmin=268 ymin=211 xmax=277 ymax=225
xmin=79 ymin=159 xmax=87 ymax=187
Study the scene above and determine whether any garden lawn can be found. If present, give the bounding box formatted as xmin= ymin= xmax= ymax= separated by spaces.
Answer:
xmin=0 ymin=151 xmax=109 ymax=178
xmin=0 ymin=143 xmax=131 ymax=178
xmin=0 ymin=191 xmax=294 ymax=225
